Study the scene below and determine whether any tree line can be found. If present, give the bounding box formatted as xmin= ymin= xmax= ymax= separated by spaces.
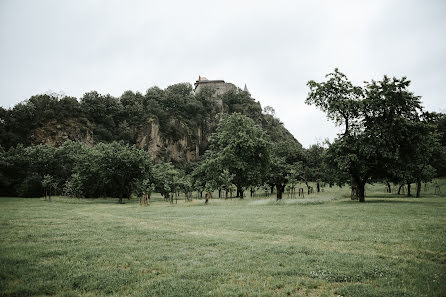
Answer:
xmin=0 ymin=71 xmax=445 ymax=202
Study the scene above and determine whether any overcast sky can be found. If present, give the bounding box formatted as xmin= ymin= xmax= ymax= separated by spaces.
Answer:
xmin=1 ymin=0 xmax=445 ymax=147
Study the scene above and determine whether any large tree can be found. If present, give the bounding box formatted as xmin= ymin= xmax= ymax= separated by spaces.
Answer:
xmin=307 ymin=70 xmax=438 ymax=202
xmin=203 ymin=113 xmax=271 ymax=198
xmin=75 ymin=142 xmax=152 ymax=202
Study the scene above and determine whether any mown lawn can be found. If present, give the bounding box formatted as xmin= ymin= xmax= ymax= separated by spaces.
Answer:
xmin=0 ymin=183 xmax=445 ymax=297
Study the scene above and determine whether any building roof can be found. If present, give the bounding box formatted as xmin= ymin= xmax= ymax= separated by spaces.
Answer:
xmin=194 ymin=75 xmax=226 ymax=89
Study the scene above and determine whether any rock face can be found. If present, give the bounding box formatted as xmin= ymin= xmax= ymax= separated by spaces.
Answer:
xmin=135 ymin=119 xmax=201 ymax=162
xmin=31 ymin=119 xmax=94 ymax=146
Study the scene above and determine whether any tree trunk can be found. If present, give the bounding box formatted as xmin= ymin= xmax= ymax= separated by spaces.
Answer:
xmin=407 ymin=182 xmax=411 ymax=197
xmin=358 ymin=182 xmax=365 ymax=202
xmin=218 ymin=189 xmax=221 ymax=198
xmin=119 ymin=197 xmax=123 ymax=204
xmin=270 ymin=185 xmax=274 ymax=195
xmin=316 ymin=182 xmax=320 ymax=193
xmin=276 ymin=184 xmax=284 ymax=201
xmin=305 ymin=181 xmax=311 ymax=195
xmin=237 ymin=186 xmax=244 ymax=199
xmin=416 ymin=180 xmax=421 ymax=198
xmin=398 ymin=184 xmax=403 ymax=195
xmin=386 ymin=181 xmax=392 ymax=193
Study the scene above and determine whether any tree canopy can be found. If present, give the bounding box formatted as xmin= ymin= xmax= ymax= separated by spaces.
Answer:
xmin=307 ymin=70 xmax=443 ymax=201
xmin=200 ymin=113 xmax=272 ymax=198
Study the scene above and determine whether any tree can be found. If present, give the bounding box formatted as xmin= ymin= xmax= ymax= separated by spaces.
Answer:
xmin=80 ymin=91 xmax=123 ymax=142
xmin=42 ymin=174 xmax=55 ymax=201
xmin=222 ymin=90 xmax=263 ymax=124
xmin=63 ymin=173 xmax=83 ymax=198
xmin=422 ymin=112 xmax=446 ymax=177
xmin=152 ymin=162 xmax=180 ymax=203
xmin=389 ymin=119 xmax=441 ymax=197
xmin=25 ymin=144 xmax=59 ymax=197
xmin=307 ymin=70 xmax=434 ymax=202
xmin=263 ymin=106 xmax=276 ymax=117
xmin=294 ymin=144 xmax=325 ymax=194
xmin=267 ymin=140 xmax=302 ymax=200
xmin=307 ymin=68 xmax=363 ymax=135
xmin=203 ymin=113 xmax=271 ymax=198
xmin=75 ymin=142 xmax=151 ymax=202
xmin=178 ymin=173 xmax=194 ymax=202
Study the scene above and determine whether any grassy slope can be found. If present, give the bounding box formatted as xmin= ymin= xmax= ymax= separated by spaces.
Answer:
xmin=0 ymin=181 xmax=445 ymax=297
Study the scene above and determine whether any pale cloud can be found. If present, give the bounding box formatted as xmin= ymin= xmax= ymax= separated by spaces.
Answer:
xmin=1 ymin=0 xmax=445 ymax=147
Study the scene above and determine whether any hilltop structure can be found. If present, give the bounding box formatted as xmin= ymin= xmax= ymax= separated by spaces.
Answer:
xmin=194 ymin=76 xmax=237 ymax=96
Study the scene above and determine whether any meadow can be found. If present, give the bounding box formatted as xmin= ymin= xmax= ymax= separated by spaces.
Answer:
xmin=1 ymin=182 xmax=445 ymax=297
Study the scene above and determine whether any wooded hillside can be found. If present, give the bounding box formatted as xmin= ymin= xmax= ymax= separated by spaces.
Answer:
xmin=0 ymin=83 xmax=299 ymax=165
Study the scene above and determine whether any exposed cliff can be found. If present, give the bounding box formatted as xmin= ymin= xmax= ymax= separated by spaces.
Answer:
xmin=31 ymin=119 xmax=94 ymax=146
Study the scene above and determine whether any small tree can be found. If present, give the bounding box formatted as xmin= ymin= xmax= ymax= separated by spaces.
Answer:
xmin=142 ymin=179 xmax=155 ymax=204
xmin=178 ymin=174 xmax=194 ymax=202
xmin=63 ymin=173 xmax=83 ymax=198
xmin=152 ymin=162 xmax=180 ymax=204
xmin=42 ymin=174 xmax=55 ymax=201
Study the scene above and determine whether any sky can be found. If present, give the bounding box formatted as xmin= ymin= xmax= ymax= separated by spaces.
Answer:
xmin=1 ymin=0 xmax=445 ymax=147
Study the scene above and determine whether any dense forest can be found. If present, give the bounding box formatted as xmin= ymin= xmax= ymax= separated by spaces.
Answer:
xmin=1 ymin=71 xmax=446 ymax=201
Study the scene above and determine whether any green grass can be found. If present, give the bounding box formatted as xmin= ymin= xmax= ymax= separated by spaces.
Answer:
xmin=1 ymin=181 xmax=445 ymax=297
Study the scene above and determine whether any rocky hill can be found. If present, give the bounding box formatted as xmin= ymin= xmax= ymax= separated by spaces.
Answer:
xmin=0 ymin=78 xmax=300 ymax=164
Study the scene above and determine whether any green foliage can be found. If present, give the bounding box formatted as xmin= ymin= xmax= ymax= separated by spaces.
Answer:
xmin=222 ymin=90 xmax=263 ymax=123
xmin=0 ymin=81 xmax=299 ymax=170
xmin=267 ymin=140 xmax=303 ymax=199
xmin=307 ymin=69 xmax=443 ymax=201
xmin=307 ymin=68 xmax=363 ymax=134
xmin=63 ymin=173 xmax=83 ymax=198
xmin=41 ymin=174 xmax=56 ymax=200
xmin=203 ymin=113 xmax=271 ymax=196
xmin=0 ymin=141 xmax=151 ymax=200
xmin=152 ymin=162 xmax=181 ymax=199
xmin=76 ymin=142 xmax=152 ymax=202
xmin=422 ymin=112 xmax=446 ymax=176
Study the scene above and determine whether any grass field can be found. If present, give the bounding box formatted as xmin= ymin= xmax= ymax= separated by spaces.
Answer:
xmin=1 ymin=181 xmax=445 ymax=297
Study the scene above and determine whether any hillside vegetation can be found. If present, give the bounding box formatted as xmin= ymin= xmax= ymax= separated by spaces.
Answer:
xmin=0 ymin=83 xmax=298 ymax=163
